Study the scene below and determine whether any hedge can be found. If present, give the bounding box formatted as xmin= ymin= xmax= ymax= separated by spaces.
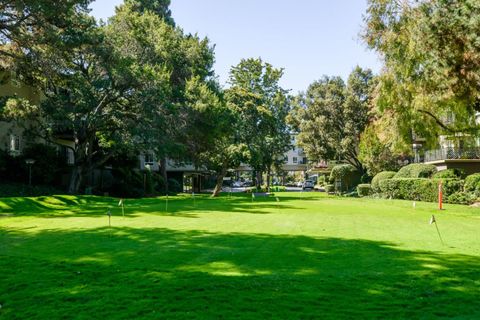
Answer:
xmin=447 ymin=192 xmax=476 ymax=205
xmin=394 ymin=163 xmax=437 ymax=178
xmin=329 ymin=164 xmax=360 ymax=192
xmin=245 ymin=186 xmax=286 ymax=193
xmin=357 ymin=184 xmax=371 ymax=197
xmin=0 ymin=183 xmax=63 ymax=198
xmin=433 ymin=168 xmax=466 ymax=179
xmin=378 ymin=178 xmax=463 ymax=203
xmin=325 ymin=184 xmax=335 ymax=193
xmin=464 ymin=173 xmax=480 ymax=195
xmin=371 ymin=171 xmax=396 ymax=193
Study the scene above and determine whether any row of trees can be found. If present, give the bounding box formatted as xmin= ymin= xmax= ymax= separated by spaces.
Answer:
xmin=292 ymin=0 xmax=480 ymax=178
xmin=0 ymin=0 xmax=292 ymax=195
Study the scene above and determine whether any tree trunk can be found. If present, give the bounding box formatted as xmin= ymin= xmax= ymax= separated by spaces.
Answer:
xmin=212 ymin=165 xmax=228 ymax=197
xmin=68 ymin=165 xmax=83 ymax=194
xmin=266 ymin=166 xmax=271 ymax=193
xmin=256 ymin=171 xmax=263 ymax=189
xmin=160 ymin=157 xmax=169 ymax=194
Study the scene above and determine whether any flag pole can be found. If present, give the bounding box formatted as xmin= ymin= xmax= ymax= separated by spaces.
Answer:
xmin=430 ymin=214 xmax=444 ymax=245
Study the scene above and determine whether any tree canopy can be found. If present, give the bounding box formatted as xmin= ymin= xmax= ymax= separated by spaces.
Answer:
xmin=292 ymin=67 xmax=375 ymax=172
xmin=363 ymin=0 xmax=480 ymax=145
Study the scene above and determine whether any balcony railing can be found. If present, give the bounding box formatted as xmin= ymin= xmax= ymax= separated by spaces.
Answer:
xmin=424 ymin=148 xmax=480 ymax=162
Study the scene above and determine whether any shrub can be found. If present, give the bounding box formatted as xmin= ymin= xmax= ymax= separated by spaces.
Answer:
xmin=464 ymin=173 xmax=480 ymax=194
xmin=433 ymin=168 xmax=466 ymax=179
xmin=394 ymin=163 xmax=437 ymax=178
xmin=357 ymin=184 xmax=372 ymax=197
xmin=329 ymin=164 xmax=360 ymax=192
xmin=447 ymin=192 xmax=476 ymax=205
xmin=317 ymin=175 xmax=326 ymax=186
xmin=325 ymin=184 xmax=335 ymax=193
xmin=0 ymin=183 xmax=62 ymax=197
xmin=378 ymin=178 xmax=463 ymax=203
xmin=245 ymin=186 xmax=286 ymax=193
xmin=371 ymin=171 xmax=396 ymax=193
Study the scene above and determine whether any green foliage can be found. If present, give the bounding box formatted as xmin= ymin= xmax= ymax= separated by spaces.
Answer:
xmin=329 ymin=164 xmax=359 ymax=191
xmin=0 ymin=183 xmax=62 ymax=197
xmin=0 ymin=144 xmax=66 ymax=187
xmin=227 ymin=58 xmax=291 ymax=187
xmin=292 ymin=67 xmax=375 ymax=171
xmin=357 ymin=184 xmax=372 ymax=197
xmin=394 ymin=164 xmax=437 ymax=179
xmin=447 ymin=192 xmax=477 ymax=205
xmin=371 ymin=171 xmax=396 ymax=193
xmin=245 ymin=186 xmax=286 ymax=193
xmin=378 ymin=178 xmax=463 ymax=203
xmin=325 ymin=184 xmax=335 ymax=193
xmin=358 ymin=123 xmax=407 ymax=176
xmin=125 ymin=0 xmax=174 ymax=25
xmin=433 ymin=169 xmax=466 ymax=179
xmin=464 ymin=173 xmax=480 ymax=195
xmin=363 ymin=0 xmax=480 ymax=143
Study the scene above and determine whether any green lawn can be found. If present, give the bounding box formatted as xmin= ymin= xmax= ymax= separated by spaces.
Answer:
xmin=1 ymin=192 xmax=480 ymax=319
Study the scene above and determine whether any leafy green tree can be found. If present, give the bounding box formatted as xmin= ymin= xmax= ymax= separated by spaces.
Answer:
xmin=3 ymin=20 xmax=156 ymax=193
xmin=227 ymin=58 xmax=291 ymax=191
xmin=107 ymin=3 xmax=215 ymax=192
xmin=0 ymin=0 xmax=93 ymax=83
xmin=363 ymin=0 xmax=480 ymax=144
xmin=125 ymin=0 xmax=174 ymax=25
xmin=293 ymin=67 xmax=375 ymax=172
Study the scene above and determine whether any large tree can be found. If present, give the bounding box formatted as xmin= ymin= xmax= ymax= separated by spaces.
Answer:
xmin=292 ymin=67 xmax=375 ymax=172
xmin=3 ymin=17 xmax=157 ymax=193
xmin=227 ymin=58 xmax=291 ymax=190
xmin=2 ymin=1 xmax=215 ymax=194
xmin=107 ymin=3 xmax=215 ymax=192
xmin=363 ymin=0 xmax=480 ymax=144
xmin=0 ymin=0 xmax=93 ymax=83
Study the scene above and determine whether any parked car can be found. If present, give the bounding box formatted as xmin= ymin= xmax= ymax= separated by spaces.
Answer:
xmin=232 ymin=181 xmax=243 ymax=188
xmin=296 ymin=181 xmax=303 ymax=187
xmin=302 ymin=180 xmax=315 ymax=190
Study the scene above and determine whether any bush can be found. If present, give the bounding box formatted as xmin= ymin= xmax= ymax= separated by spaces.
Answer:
xmin=447 ymin=191 xmax=476 ymax=205
xmin=317 ymin=175 xmax=326 ymax=186
xmin=357 ymin=184 xmax=372 ymax=197
xmin=394 ymin=163 xmax=437 ymax=178
xmin=245 ymin=186 xmax=286 ymax=193
xmin=0 ymin=183 xmax=62 ymax=198
xmin=325 ymin=184 xmax=335 ymax=193
xmin=378 ymin=178 xmax=463 ymax=202
xmin=433 ymin=168 xmax=466 ymax=179
xmin=464 ymin=173 xmax=480 ymax=194
xmin=371 ymin=171 xmax=396 ymax=193
xmin=329 ymin=164 xmax=360 ymax=192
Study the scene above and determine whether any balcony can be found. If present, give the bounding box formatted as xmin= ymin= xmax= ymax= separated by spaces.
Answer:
xmin=424 ymin=148 xmax=480 ymax=162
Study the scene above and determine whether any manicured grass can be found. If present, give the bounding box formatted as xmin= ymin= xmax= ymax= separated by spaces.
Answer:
xmin=1 ymin=192 xmax=480 ymax=319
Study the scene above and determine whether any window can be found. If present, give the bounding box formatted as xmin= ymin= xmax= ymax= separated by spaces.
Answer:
xmin=303 ymin=157 xmax=307 ymax=164
xmin=144 ymin=153 xmax=155 ymax=166
xmin=293 ymin=157 xmax=298 ymax=164
xmin=10 ymin=135 xmax=20 ymax=152
xmin=284 ymin=156 xmax=288 ymax=163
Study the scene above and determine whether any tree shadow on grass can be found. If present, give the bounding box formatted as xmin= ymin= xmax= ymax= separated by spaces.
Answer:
xmin=0 ymin=226 xmax=479 ymax=319
xmin=0 ymin=193 xmax=313 ymax=218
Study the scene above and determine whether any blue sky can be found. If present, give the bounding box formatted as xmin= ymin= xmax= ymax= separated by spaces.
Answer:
xmin=89 ymin=0 xmax=381 ymax=94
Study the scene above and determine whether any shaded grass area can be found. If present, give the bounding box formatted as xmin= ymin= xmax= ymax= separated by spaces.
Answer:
xmin=1 ymin=193 xmax=480 ymax=319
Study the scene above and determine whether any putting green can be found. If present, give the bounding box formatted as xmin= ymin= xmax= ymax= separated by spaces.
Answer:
xmin=1 ymin=193 xmax=479 ymax=319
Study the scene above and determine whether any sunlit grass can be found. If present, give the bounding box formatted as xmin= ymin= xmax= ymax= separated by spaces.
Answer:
xmin=1 ymin=192 xmax=480 ymax=319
